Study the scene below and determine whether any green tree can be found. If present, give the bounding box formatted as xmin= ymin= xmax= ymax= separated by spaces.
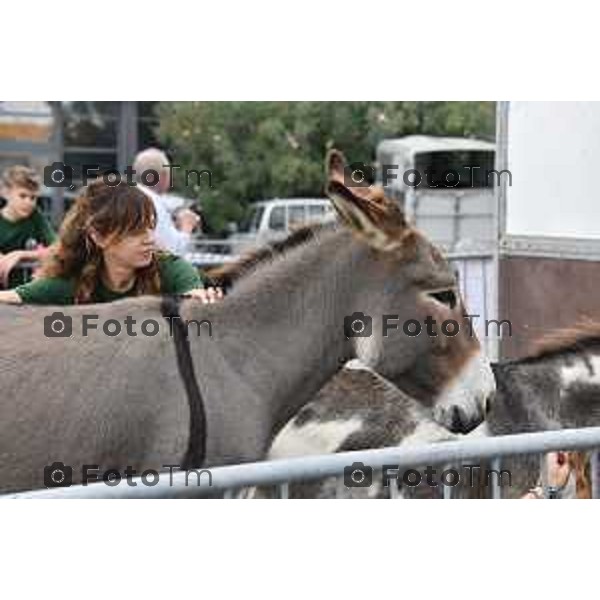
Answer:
xmin=156 ymin=101 xmax=495 ymax=234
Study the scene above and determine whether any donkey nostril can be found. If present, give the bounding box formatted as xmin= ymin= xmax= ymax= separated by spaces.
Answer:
xmin=448 ymin=405 xmax=484 ymax=435
xmin=450 ymin=406 xmax=463 ymax=432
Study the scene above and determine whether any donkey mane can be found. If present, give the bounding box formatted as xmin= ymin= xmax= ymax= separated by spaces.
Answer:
xmin=206 ymin=210 xmax=422 ymax=291
xmin=511 ymin=322 xmax=600 ymax=364
xmin=205 ymin=221 xmax=336 ymax=288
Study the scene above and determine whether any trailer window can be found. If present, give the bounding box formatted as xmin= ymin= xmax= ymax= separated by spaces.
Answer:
xmin=414 ymin=150 xmax=496 ymax=189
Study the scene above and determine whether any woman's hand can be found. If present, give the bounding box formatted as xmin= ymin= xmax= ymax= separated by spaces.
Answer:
xmin=0 ymin=290 xmax=22 ymax=303
xmin=185 ymin=286 xmax=224 ymax=304
xmin=176 ymin=209 xmax=201 ymax=234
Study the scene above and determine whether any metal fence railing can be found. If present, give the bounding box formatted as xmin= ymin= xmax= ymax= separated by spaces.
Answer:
xmin=184 ymin=239 xmax=238 ymax=269
xmin=5 ymin=426 xmax=600 ymax=499
xmin=14 ymin=262 xmax=38 ymax=282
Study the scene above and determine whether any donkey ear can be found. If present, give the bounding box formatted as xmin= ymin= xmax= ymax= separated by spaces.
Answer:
xmin=326 ymin=149 xmax=347 ymax=184
xmin=325 ymin=150 xmax=408 ymax=251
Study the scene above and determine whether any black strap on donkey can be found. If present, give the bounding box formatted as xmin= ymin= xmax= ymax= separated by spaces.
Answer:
xmin=161 ymin=295 xmax=207 ymax=469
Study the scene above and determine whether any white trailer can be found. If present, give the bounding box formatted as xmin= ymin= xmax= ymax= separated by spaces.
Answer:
xmin=378 ymin=102 xmax=600 ymax=360
xmin=494 ymin=101 xmax=600 ymax=358
xmin=376 ymin=135 xmax=499 ymax=357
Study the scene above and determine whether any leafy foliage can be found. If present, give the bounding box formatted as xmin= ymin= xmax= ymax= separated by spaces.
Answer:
xmin=156 ymin=101 xmax=495 ymax=234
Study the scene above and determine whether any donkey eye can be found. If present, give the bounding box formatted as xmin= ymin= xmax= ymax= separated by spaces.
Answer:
xmin=428 ymin=289 xmax=457 ymax=309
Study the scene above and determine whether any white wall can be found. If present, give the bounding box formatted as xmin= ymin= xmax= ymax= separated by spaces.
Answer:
xmin=505 ymin=101 xmax=600 ymax=238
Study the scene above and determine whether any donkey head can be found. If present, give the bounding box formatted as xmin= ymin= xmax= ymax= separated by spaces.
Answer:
xmin=326 ymin=149 xmax=495 ymax=434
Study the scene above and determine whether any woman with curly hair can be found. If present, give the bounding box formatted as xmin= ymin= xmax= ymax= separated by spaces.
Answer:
xmin=0 ymin=179 xmax=221 ymax=305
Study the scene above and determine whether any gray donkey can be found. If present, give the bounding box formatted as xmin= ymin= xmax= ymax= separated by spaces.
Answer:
xmin=242 ymin=359 xmax=456 ymax=499
xmin=252 ymin=325 xmax=600 ymax=499
xmin=0 ymin=150 xmax=493 ymax=493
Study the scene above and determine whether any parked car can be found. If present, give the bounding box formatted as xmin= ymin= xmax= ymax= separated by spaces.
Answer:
xmin=185 ymin=198 xmax=336 ymax=268
xmin=230 ymin=197 xmax=335 ymax=253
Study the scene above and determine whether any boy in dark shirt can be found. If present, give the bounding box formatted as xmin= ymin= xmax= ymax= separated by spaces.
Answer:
xmin=0 ymin=165 xmax=56 ymax=287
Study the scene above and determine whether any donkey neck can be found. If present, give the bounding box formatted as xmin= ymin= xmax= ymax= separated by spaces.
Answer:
xmin=493 ymin=348 xmax=600 ymax=432
xmin=182 ymin=228 xmax=370 ymax=451
xmin=491 ymin=361 xmax=562 ymax=433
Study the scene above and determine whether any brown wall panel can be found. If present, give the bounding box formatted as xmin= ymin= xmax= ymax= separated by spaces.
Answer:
xmin=499 ymin=256 xmax=600 ymax=359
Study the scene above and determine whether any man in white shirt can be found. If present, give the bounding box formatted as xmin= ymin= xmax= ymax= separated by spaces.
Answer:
xmin=132 ymin=148 xmax=199 ymax=255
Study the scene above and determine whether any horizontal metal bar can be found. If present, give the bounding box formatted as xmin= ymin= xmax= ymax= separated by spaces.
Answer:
xmin=415 ymin=213 xmax=494 ymax=219
xmin=500 ymin=234 xmax=600 ymax=261
xmin=62 ymin=146 xmax=117 ymax=154
xmin=6 ymin=427 xmax=600 ymax=499
xmin=447 ymin=253 xmax=494 ymax=260
xmin=190 ymin=240 xmax=235 ymax=248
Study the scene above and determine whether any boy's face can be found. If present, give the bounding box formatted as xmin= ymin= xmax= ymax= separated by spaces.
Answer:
xmin=3 ymin=185 xmax=38 ymax=219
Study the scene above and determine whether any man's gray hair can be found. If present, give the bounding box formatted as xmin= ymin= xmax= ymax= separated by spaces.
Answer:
xmin=133 ymin=148 xmax=170 ymax=183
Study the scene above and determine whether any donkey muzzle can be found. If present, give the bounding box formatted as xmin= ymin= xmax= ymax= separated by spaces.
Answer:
xmin=433 ymin=350 xmax=496 ymax=435
xmin=434 ymin=402 xmax=487 ymax=435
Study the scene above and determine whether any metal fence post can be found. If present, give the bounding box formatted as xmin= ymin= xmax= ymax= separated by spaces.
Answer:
xmin=389 ymin=479 xmax=401 ymax=499
xmin=443 ymin=464 xmax=453 ymax=499
xmin=591 ymin=451 xmax=599 ymax=499
xmin=276 ymin=482 xmax=289 ymax=499
xmin=490 ymin=457 xmax=502 ymax=499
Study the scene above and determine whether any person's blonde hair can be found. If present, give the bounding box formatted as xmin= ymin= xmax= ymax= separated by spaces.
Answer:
xmin=1 ymin=165 xmax=40 ymax=193
xmin=569 ymin=451 xmax=592 ymax=499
